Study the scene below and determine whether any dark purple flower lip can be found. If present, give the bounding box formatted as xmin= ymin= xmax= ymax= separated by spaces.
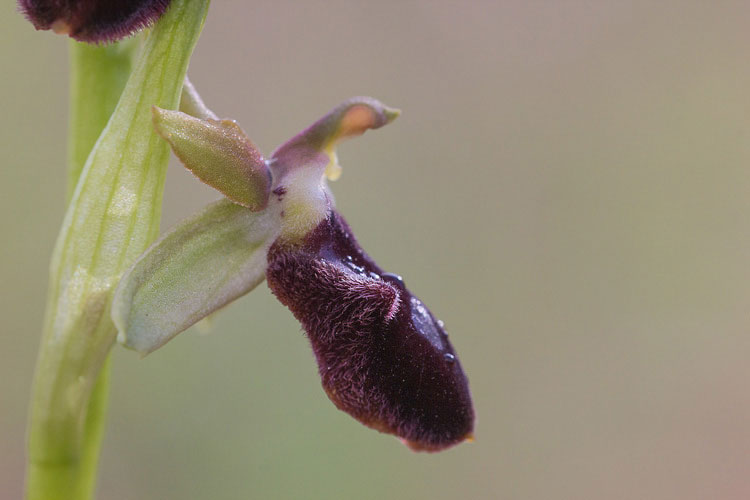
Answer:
xmin=267 ymin=210 xmax=474 ymax=452
xmin=19 ymin=0 xmax=171 ymax=42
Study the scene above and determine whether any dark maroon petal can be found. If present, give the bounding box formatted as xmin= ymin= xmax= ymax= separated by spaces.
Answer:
xmin=267 ymin=211 xmax=474 ymax=452
xmin=18 ymin=0 xmax=171 ymax=42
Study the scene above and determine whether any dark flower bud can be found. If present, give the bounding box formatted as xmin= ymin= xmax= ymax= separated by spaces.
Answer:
xmin=266 ymin=211 xmax=474 ymax=451
xmin=19 ymin=0 xmax=171 ymax=42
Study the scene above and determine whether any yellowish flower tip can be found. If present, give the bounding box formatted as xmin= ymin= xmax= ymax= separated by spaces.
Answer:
xmin=384 ymin=106 xmax=401 ymax=124
xmin=329 ymin=101 xmax=401 ymax=146
xmin=321 ymin=101 xmax=400 ymax=182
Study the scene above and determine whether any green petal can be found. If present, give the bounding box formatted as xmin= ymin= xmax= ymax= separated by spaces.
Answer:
xmin=153 ymin=107 xmax=271 ymax=210
xmin=112 ymin=199 xmax=278 ymax=355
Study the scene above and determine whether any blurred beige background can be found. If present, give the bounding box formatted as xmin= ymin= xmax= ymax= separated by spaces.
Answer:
xmin=3 ymin=1 xmax=750 ymax=499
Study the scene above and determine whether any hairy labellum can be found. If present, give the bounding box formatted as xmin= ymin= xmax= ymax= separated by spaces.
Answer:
xmin=267 ymin=211 xmax=474 ymax=452
xmin=19 ymin=0 xmax=171 ymax=42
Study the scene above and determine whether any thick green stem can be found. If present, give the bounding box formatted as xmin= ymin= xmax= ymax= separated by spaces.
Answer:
xmin=67 ymin=41 xmax=135 ymax=201
xmin=27 ymin=39 xmax=137 ymax=500
xmin=65 ymin=41 xmax=135 ymax=500
xmin=25 ymin=357 xmax=112 ymax=500
xmin=25 ymin=1 xmax=210 ymax=499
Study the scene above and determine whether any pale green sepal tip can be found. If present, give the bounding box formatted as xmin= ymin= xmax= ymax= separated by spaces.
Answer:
xmin=112 ymin=198 xmax=278 ymax=355
xmin=384 ymin=107 xmax=401 ymax=123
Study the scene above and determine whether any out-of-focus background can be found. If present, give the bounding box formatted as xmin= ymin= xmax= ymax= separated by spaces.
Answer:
xmin=3 ymin=1 xmax=750 ymax=499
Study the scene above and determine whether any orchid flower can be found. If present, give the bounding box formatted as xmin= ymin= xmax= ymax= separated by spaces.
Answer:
xmin=112 ymin=87 xmax=475 ymax=452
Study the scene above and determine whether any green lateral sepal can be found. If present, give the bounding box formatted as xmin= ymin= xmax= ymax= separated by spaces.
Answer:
xmin=112 ymin=199 xmax=278 ymax=355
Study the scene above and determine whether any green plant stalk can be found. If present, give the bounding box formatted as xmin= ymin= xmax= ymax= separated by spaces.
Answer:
xmin=48 ymin=39 xmax=137 ymax=500
xmin=26 ymin=1 xmax=210 ymax=499
xmin=67 ymin=40 xmax=136 ymax=202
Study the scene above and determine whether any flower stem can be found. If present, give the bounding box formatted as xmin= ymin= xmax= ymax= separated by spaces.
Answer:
xmin=26 ymin=39 xmax=134 ymax=500
xmin=67 ymin=40 xmax=135 ymax=202
xmin=25 ymin=2 xmax=210 ymax=499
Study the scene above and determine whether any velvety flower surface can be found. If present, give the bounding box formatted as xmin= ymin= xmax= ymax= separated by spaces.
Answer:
xmin=267 ymin=210 xmax=474 ymax=451
xmin=19 ymin=0 xmax=171 ymax=42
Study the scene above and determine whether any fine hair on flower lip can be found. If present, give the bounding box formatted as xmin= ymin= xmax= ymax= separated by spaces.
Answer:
xmin=266 ymin=210 xmax=474 ymax=451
